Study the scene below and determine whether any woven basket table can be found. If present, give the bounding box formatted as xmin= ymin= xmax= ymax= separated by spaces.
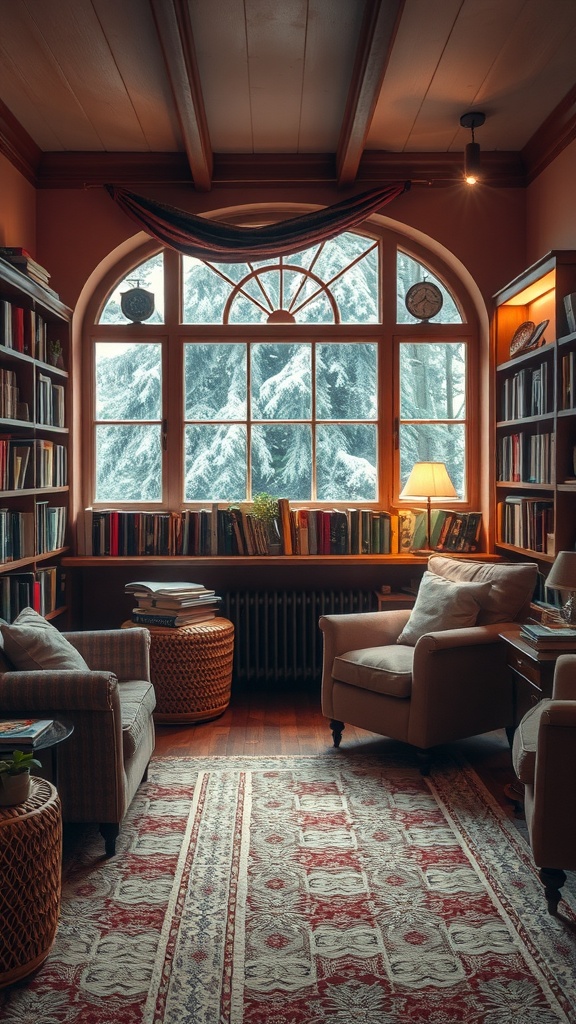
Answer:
xmin=123 ymin=617 xmax=235 ymax=723
xmin=0 ymin=778 xmax=62 ymax=988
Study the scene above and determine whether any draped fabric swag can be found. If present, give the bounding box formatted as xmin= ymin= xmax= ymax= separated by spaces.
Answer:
xmin=104 ymin=182 xmax=411 ymax=263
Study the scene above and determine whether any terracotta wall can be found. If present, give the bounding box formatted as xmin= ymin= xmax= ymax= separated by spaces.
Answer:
xmin=526 ymin=137 xmax=576 ymax=262
xmin=0 ymin=154 xmax=36 ymax=251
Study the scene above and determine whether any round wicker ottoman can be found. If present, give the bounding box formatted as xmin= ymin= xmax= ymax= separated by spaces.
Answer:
xmin=0 ymin=778 xmax=62 ymax=988
xmin=123 ymin=617 xmax=235 ymax=723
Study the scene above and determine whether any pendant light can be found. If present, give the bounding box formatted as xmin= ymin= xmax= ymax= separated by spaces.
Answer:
xmin=460 ymin=112 xmax=485 ymax=185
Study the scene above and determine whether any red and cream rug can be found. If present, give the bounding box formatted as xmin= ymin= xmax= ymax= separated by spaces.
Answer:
xmin=1 ymin=752 xmax=576 ymax=1023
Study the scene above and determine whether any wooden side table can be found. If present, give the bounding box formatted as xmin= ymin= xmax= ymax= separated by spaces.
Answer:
xmin=0 ymin=778 xmax=62 ymax=988
xmin=122 ymin=618 xmax=235 ymax=723
xmin=499 ymin=630 xmax=561 ymax=726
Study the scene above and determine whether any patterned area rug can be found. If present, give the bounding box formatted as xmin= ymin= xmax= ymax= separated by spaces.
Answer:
xmin=2 ymin=752 xmax=576 ymax=1023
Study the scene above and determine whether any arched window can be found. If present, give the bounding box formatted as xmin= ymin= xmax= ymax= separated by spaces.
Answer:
xmin=86 ymin=226 xmax=476 ymax=514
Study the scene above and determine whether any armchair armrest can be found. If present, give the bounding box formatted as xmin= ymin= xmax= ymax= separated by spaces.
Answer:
xmin=63 ymin=627 xmax=151 ymax=682
xmin=552 ymin=654 xmax=576 ymax=700
xmin=414 ymin=622 xmax=515 ymax=656
xmin=0 ymin=670 xmax=119 ymax=713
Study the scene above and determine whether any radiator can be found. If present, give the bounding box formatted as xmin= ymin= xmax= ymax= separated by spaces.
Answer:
xmin=221 ymin=588 xmax=376 ymax=686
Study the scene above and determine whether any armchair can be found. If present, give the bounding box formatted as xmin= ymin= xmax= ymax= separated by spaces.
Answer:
xmin=0 ymin=625 xmax=156 ymax=856
xmin=320 ymin=556 xmax=538 ymax=773
xmin=512 ymin=653 xmax=576 ymax=914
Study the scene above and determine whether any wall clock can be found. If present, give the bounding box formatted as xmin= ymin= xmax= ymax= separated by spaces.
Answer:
xmin=405 ymin=281 xmax=443 ymax=321
xmin=121 ymin=287 xmax=155 ymax=322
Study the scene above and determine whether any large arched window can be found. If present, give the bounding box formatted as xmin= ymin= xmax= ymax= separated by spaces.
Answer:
xmin=85 ymin=225 xmax=476 ymax=516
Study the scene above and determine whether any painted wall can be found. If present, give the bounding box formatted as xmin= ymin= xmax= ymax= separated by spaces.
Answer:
xmin=526 ymin=136 xmax=576 ymax=262
xmin=0 ymin=154 xmax=36 ymax=251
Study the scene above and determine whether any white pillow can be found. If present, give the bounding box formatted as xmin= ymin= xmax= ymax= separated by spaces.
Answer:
xmin=0 ymin=607 xmax=89 ymax=671
xmin=396 ymin=571 xmax=491 ymax=646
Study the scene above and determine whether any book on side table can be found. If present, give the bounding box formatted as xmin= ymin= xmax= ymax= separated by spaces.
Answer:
xmin=520 ymin=622 xmax=576 ymax=650
xmin=0 ymin=718 xmax=53 ymax=746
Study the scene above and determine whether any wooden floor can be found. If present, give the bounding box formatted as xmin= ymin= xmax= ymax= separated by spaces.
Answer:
xmin=153 ymin=685 xmax=521 ymax=820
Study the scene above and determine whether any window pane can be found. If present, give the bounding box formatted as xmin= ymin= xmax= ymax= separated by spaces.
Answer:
xmin=95 ymin=425 xmax=161 ymax=501
xmin=399 ymin=423 xmax=465 ymax=498
xmin=317 ymin=424 xmax=377 ymax=501
xmin=251 ymin=424 xmax=311 ymax=499
xmin=183 ymin=259 xmax=228 ymax=324
xmin=99 ymin=254 xmax=164 ymax=324
xmin=184 ymin=343 xmax=246 ymax=419
xmin=397 ymin=252 xmax=462 ymax=324
xmin=95 ymin=343 xmax=162 ymax=421
xmin=400 ymin=343 xmax=466 ymax=420
xmin=251 ymin=344 xmax=311 ymax=419
xmin=317 ymin=343 xmax=377 ymax=419
xmin=185 ymin=425 xmax=246 ymax=501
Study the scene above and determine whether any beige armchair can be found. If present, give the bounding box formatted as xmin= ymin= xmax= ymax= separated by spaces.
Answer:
xmin=512 ymin=653 xmax=576 ymax=914
xmin=0 ymin=625 xmax=156 ymax=857
xmin=320 ymin=556 xmax=538 ymax=773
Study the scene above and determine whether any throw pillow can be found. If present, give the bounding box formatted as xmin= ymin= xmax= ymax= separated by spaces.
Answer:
xmin=0 ymin=607 xmax=89 ymax=671
xmin=396 ymin=571 xmax=492 ymax=646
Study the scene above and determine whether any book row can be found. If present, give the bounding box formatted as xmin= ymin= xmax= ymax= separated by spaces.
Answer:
xmin=0 ymin=438 xmax=67 ymax=490
xmin=497 ymin=431 xmax=554 ymax=484
xmin=497 ymin=496 xmax=553 ymax=553
xmin=35 ymin=502 xmax=67 ymax=555
xmin=0 ymin=565 xmax=64 ymax=622
xmin=560 ymin=351 xmax=576 ymax=410
xmin=0 ymin=300 xmax=52 ymax=359
xmin=36 ymin=373 xmax=65 ymax=427
xmin=78 ymin=504 xmax=482 ymax=557
xmin=500 ymin=361 xmax=550 ymax=421
xmin=0 ymin=504 xmax=67 ymax=563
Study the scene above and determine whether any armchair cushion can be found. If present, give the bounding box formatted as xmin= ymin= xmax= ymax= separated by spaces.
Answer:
xmin=333 ymin=645 xmax=414 ymax=697
xmin=512 ymin=699 xmax=553 ymax=784
xmin=428 ymin=556 xmax=538 ymax=625
xmin=0 ymin=607 xmax=89 ymax=672
xmin=396 ymin=571 xmax=491 ymax=646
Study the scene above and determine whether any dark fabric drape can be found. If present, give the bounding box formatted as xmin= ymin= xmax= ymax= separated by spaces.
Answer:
xmin=104 ymin=182 xmax=411 ymax=263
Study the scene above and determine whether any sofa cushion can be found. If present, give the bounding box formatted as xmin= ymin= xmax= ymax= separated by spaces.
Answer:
xmin=0 ymin=607 xmax=90 ymax=672
xmin=333 ymin=644 xmax=414 ymax=698
xmin=396 ymin=571 xmax=491 ymax=646
xmin=512 ymin=699 xmax=553 ymax=785
xmin=428 ymin=556 xmax=538 ymax=625
xmin=119 ymin=679 xmax=157 ymax=759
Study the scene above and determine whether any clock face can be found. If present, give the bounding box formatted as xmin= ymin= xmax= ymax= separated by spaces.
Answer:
xmin=405 ymin=281 xmax=443 ymax=321
xmin=121 ymin=287 xmax=155 ymax=323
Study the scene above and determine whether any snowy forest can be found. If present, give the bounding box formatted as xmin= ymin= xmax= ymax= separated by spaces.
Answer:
xmin=95 ymin=240 xmax=465 ymax=504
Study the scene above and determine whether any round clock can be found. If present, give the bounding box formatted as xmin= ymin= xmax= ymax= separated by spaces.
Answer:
xmin=120 ymin=287 xmax=155 ymax=323
xmin=405 ymin=281 xmax=443 ymax=321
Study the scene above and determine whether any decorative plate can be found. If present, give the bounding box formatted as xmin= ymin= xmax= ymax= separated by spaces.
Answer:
xmin=509 ymin=321 xmax=535 ymax=357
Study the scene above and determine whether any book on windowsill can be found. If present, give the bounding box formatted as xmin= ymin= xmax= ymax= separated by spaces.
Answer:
xmin=0 ymin=718 xmax=53 ymax=745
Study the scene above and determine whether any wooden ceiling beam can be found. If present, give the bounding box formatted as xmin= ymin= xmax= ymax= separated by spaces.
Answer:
xmin=523 ymin=82 xmax=576 ymax=184
xmin=149 ymin=0 xmax=213 ymax=191
xmin=336 ymin=0 xmax=405 ymax=187
xmin=0 ymin=97 xmax=41 ymax=185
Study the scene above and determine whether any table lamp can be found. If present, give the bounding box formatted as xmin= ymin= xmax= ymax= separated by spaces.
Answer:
xmin=399 ymin=461 xmax=458 ymax=553
xmin=544 ymin=550 xmax=576 ymax=625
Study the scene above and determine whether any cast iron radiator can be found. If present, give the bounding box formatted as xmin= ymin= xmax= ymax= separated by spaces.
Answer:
xmin=221 ymin=588 xmax=376 ymax=686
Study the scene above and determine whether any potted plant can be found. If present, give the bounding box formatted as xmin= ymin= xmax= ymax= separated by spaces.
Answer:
xmin=252 ymin=492 xmax=282 ymax=554
xmin=48 ymin=338 xmax=64 ymax=368
xmin=0 ymin=750 xmax=42 ymax=806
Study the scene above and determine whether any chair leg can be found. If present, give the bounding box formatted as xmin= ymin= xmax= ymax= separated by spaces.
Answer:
xmin=330 ymin=720 xmax=344 ymax=747
xmin=539 ymin=867 xmax=567 ymax=915
xmin=415 ymin=749 xmax=431 ymax=776
xmin=100 ymin=823 xmax=120 ymax=858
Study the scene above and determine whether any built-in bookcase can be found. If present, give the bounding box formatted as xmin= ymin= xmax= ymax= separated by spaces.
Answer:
xmin=493 ymin=250 xmax=576 ymax=563
xmin=0 ymin=257 xmax=71 ymax=623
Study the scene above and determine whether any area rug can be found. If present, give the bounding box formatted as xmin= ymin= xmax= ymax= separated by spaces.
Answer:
xmin=1 ymin=752 xmax=576 ymax=1024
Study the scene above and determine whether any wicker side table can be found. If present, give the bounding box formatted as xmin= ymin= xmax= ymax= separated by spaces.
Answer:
xmin=0 ymin=778 xmax=62 ymax=988
xmin=122 ymin=617 xmax=235 ymax=723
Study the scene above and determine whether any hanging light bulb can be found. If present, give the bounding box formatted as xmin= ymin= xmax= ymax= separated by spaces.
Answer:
xmin=459 ymin=112 xmax=486 ymax=185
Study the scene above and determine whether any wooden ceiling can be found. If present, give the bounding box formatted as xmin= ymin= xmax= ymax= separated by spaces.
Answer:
xmin=1 ymin=0 xmax=576 ymax=190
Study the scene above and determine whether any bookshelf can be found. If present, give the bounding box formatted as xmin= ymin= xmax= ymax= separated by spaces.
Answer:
xmin=493 ymin=250 xmax=576 ymax=563
xmin=0 ymin=256 xmax=71 ymax=623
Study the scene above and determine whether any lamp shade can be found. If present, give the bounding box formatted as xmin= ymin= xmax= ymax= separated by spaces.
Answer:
xmin=545 ymin=551 xmax=576 ymax=591
xmin=464 ymin=141 xmax=481 ymax=184
xmin=399 ymin=461 xmax=458 ymax=500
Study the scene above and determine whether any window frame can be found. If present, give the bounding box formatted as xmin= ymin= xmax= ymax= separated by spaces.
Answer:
xmin=82 ymin=228 xmax=479 ymax=515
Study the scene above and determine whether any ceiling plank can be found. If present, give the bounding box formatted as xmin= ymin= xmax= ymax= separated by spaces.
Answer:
xmin=336 ymin=0 xmax=405 ymax=186
xmin=150 ymin=0 xmax=213 ymax=191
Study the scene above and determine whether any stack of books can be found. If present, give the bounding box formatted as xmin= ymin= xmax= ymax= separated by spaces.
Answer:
xmin=0 ymin=246 xmax=56 ymax=292
xmin=519 ymin=622 xmax=576 ymax=651
xmin=125 ymin=580 xmax=221 ymax=628
xmin=0 ymin=718 xmax=53 ymax=746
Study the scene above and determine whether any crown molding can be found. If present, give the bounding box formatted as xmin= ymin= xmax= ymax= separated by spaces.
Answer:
xmin=0 ymin=97 xmax=41 ymax=185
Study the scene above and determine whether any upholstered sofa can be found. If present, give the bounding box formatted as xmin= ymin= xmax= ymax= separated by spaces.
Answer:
xmin=512 ymin=653 xmax=576 ymax=914
xmin=0 ymin=609 xmax=156 ymax=856
xmin=320 ymin=556 xmax=538 ymax=771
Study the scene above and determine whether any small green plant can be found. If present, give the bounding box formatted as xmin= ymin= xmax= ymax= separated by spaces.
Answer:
xmin=251 ymin=492 xmax=279 ymax=522
xmin=0 ymin=750 xmax=42 ymax=776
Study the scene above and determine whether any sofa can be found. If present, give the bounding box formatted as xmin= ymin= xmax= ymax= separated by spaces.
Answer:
xmin=0 ymin=609 xmax=156 ymax=856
